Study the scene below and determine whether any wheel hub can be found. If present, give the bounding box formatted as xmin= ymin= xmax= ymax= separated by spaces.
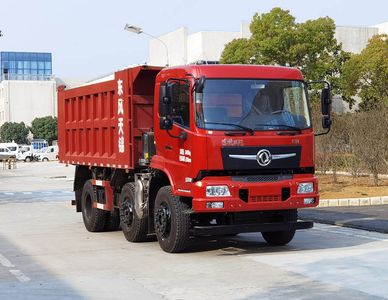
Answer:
xmin=155 ymin=204 xmax=171 ymax=237
xmin=121 ymin=199 xmax=134 ymax=226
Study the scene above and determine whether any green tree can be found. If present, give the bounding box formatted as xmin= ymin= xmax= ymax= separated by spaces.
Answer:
xmin=30 ymin=116 xmax=58 ymax=144
xmin=341 ymin=34 xmax=388 ymax=110
xmin=219 ymin=38 xmax=255 ymax=64
xmin=0 ymin=122 xmax=29 ymax=144
xmin=220 ymin=7 xmax=350 ymax=95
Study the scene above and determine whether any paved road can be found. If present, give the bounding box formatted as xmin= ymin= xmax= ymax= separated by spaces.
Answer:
xmin=0 ymin=190 xmax=74 ymax=204
xmin=1 ymin=162 xmax=388 ymax=299
xmin=300 ymin=205 xmax=388 ymax=234
xmin=1 ymin=200 xmax=388 ymax=299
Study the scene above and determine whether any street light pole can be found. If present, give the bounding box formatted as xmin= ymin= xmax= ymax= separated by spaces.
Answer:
xmin=124 ymin=24 xmax=169 ymax=67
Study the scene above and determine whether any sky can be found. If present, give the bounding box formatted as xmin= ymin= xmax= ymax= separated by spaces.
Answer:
xmin=0 ymin=0 xmax=387 ymax=80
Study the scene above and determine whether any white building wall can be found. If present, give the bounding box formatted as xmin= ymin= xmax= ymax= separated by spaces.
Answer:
xmin=186 ymin=32 xmax=203 ymax=64
xmin=335 ymin=26 xmax=378 ymax=53
xmin=374 ymin=21 xmax=388 ymax=34
xmin=149 ymin=25 xmax=244 ymax=66
xmin=149 ymin=27 xmax=187 ymax=67
xmin=0 ymin=80 xmax=57 ymax=127
xmin=240 ymin=21 xmax=251 ymax=39
xmin=190 ymin=31 xmax=240 ymax=63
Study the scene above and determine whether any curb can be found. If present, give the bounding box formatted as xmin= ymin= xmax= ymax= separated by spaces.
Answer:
xmin=318 ymin=196 xmax=388 ymax=207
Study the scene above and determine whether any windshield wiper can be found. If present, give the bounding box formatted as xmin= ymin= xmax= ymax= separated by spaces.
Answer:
xmin=255 ymin=124 xmax=302 ymax=133
xmin=205 ymin=122 xmax=254 ymax=135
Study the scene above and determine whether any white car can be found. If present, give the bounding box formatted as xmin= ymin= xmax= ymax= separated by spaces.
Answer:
xmin=17 ymin=145 xmax=34 ymax=162
xmin=0 ymin=142 xmax=18 ymax=157
xmin=0 ymin=146 xmax=15 ymax=161
xmin=38 ymin=146 xmax=59 ymax=161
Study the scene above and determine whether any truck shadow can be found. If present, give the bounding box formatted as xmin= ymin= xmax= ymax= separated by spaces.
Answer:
xmin=182 ymin=226 xmax=382 ymax=255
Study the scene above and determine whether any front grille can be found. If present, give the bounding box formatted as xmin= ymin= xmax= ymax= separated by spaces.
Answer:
xmin=232 ymin=174 xmax=292 ymax=182
xmin=250 ymin=195 xmax=281 ymax=202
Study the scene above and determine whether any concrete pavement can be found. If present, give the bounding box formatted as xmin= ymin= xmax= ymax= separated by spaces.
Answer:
xmin=1 ymin=200 xmax=388 ymax=299
xmin=1 ymin=162 xmax=388 ymax=299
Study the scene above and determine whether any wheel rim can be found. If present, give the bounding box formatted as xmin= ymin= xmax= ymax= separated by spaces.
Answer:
xmin=155 ymin=201 xmax=171 ymax=239
xmin=121 ymin=197 xmax=134 ymax=227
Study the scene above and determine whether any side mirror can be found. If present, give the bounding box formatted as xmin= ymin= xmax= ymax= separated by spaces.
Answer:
xmin=309 ymin=80 xmax=332 ymax=136
xmin=159 ymin=82 xmax=177 ymax=130
xmin=160 ymin=117 xmax=173 ymax=130
xmin=321 ymin=87 xmax=331 ymax=116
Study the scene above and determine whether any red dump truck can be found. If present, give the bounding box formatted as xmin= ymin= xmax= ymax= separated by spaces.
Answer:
xmin=58 ymin=64 xmax=331 ymax=253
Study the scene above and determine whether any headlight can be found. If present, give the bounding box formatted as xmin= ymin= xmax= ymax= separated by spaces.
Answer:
xmin=206 ymin=186 xmax=231 ymax=197
xmin=297 ymin=182 xmax=314 ymax=194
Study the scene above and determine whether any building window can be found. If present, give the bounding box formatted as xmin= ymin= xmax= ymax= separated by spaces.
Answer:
xmin=0 ymin=51 xmax=52 ymax=81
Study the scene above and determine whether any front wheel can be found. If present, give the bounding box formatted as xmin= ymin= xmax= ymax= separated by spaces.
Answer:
xmin=42 ymin=157 xmax=49 ymax=162
xmin=261 ymin=230 xmax=296 ymax=246
xmin=261 ymin=209 xmax=297 ymax=246
xmin=154 ymin=186 xmax=190 ymax=253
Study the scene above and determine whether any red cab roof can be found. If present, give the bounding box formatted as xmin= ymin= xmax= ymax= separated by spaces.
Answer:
xmin=158 ymin=64 xmax=304 ymax=81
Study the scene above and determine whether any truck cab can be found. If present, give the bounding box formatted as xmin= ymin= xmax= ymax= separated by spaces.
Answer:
xmin=152 ymin=65 xmax=322 ymax=213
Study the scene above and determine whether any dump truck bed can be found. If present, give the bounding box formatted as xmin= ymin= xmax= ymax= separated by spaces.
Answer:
xmin=58 ymin=66 xmax=162 ymax=169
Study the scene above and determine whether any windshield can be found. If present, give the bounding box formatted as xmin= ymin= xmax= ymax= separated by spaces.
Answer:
xmin=196 ymin=79 xmax=311 ymax=131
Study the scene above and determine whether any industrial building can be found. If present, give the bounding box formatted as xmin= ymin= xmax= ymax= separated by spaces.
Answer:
xmin=0 ymin=51 xmax=56 ymax=127
xmin=149 ymin=22 xmax=388 ymax=66
xmin=148 ymin=21 xmax=387 ymax=113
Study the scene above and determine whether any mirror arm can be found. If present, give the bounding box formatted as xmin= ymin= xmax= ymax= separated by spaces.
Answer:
xmin=314 ymin=127 xmax=331 ymax=137
xmin=307 ymin=80 xmax=331 ymax=89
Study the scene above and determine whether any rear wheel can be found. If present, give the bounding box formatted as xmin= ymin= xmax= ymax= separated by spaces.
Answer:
xmin=261 ymin=209 xmax=297 ymax=246
xmin=42 ymin=157 xmax=49 ymax=162
xmin=24 ymin=157 xmax=31 ymax=162
xmin=154 ymin=186 xmax=190 ymax=253
xmin=119 ymin=183 xmax=148 ymax=242
xmin=81 ymin=180 xmax=107 ymax=232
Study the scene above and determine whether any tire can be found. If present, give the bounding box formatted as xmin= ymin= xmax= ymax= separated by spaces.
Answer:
xmin=104 ymin=208 xmax=121 ymax=231
xmin=261 ymin=210 xmax=297 ymax=246
xmin=81 ymin=180 xmax=107 ymax=232
xmin=154 ymin=186 xmax=190 ymax=253
xmin=25 ymin=157 xmax=31 ymax=162
xmin=42 ymin=157 xmax=49 ymax=162
xmin=119 ymin=183 xmax=148 ymax=242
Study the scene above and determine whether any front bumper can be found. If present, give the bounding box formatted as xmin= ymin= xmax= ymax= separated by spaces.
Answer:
xmin=190 ymin=174 xmax=319 ymax=213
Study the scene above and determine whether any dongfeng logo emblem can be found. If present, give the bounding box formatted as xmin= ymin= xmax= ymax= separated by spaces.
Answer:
xmin=256 ymin=149 xmax=272 ymax=166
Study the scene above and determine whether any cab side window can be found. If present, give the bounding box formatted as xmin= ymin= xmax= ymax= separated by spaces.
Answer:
xmin=171 ymin=84 xmax=190 ymax=128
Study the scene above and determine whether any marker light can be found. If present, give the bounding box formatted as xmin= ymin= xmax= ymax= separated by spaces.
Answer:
xmin=206 ymin=186 xmax=231 ymax=197
xmin=297 ymin=182 xmax=314 ymax=194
